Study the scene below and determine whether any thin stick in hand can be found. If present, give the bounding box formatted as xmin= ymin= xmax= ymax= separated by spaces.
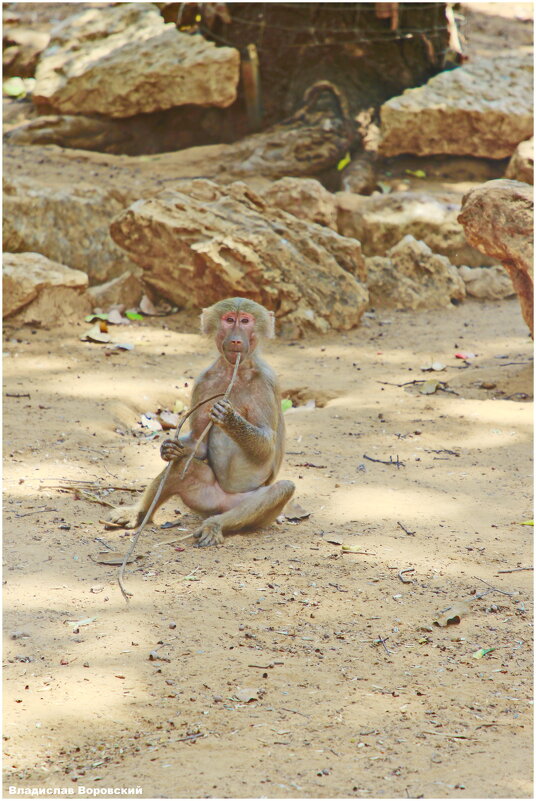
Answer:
xmin=180 ymin=353 xmax=241 ymax=479
xmin=117 ymin=358 xmax=241 ymax=603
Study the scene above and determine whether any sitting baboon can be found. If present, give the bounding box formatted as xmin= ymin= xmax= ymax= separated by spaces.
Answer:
xmin=108 ymin=297 xmax=295 ymax=546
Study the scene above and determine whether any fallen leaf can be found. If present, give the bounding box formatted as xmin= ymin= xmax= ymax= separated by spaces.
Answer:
xmin=125 ymin=310 xmax=144 ymax=321
xmin=173 ymin=400 xmax=185 ymax=414
xmin=80 ymin=323 xmax=111 ymax=344
xmin=281 ymin=398 xmax=293 ymax=412
xmin=282 ymin=499 xmax=310 ymax=520
xmin=420 ymin=379 xmax=441 ymax=395
xmin=337 ymin=152 xmax=351 ymax=171
xmin=472 ymin=647 xmax=495 ymax=659
xmin=235 ymin=687 xmax=259 ymax=702
xmin=141 ymin=413 xmax=163 ymax=431
xmin=66 ymin=617 xmax=97 ymax=628
xmin=341 ymin=544 xmax=371 ymax=554
xmin=159 ymin=410 xmax=180 ymax=430
xmin=85 ymin=313 xmax=108 ymax=322
xmin=139 ymin=295 xmax=160 ymax=315
xmin=405 ymin=168 xmax=427 ymax=178
xmin=420 ymin=361 xmax=446 ymax=372
xmin=107 ymin=309 xmax=129 ymax=325
xmin=106 ymin=342 xmax=134 ymax=351
xmin=89 ymin=551 xmax=144 ymax=565
xmin=433 ymin=601 xmax=470 ymax=627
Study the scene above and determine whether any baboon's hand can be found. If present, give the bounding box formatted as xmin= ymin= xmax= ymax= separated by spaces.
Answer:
xmin=210 ymin=398 xmax=237 ymax=429
xmin=160 ymin=439 xmax=185 ymax=462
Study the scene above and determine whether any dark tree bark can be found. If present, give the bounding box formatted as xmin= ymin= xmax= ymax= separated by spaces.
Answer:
xmin=196 ymin=2 xmax=451 ymax=133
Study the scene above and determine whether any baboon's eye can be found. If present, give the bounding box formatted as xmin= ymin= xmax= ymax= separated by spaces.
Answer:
xmin=225 ymin=316 xmax=235 ymax=323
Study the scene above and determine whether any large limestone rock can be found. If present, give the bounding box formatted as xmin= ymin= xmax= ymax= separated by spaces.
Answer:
xmin=379 ymin=55 xmax=533 ymax=159
xmin=110 ymin=179 xmax=369 ymax=337
xmin=3 ymin=27 xmax=50 ymax=77
xmin=458 ymin=179 xmax=534 ymax=335
xmin=3 ymin=252 xmax=91 ymax=323
xmin=457 ymin=265 xmax=515 ymax=301
xmin=3 ymin=146 xmax=140 ymax=284
xmin=2 ymin=140 xmax=250 ymax=284
xmin=336 ymin=190 xmax=491 ymax=267
xmin=506 ymin=138 xmax=534 ymax=185
xmin=261 ymin=177 xmax=338 ymax=229
xmin=365 ymin=236 xmax=466 ymax=310
xmin=33 ymin=4 xmax=239 ymax=117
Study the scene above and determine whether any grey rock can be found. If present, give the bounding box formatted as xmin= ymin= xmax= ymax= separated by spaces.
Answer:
xmin=379 ymin=55 xmax=533 ymax=159
xmin=458 ymin=179 xmax=534 ymax=335
xmin=33 ymin=4 xmax=239 ymax=117
xmin=110 ymin=179 xmax=369 ymax=337
xmin=365 ymin=235 xmax=466 ymax=310
xmin=336 ymin=190 xmax=491 ymax=267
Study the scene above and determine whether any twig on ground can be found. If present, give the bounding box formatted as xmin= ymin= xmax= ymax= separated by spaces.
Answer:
xmin=6 ymin=392 xmax=31 ymax=398
xmin=15 ymin=506 xmax=57 ymax=518
xmin=497 ymin=566 xmax=533 ymax=574
xmin=397 ymin=521 xmax=415 ymax=536
xmin=73 ymin=489 xmax=116 ymax=508
xmin=423 ymin=731 xmax=475 ymax=740
xmin=364 ymin=453 xmax=405 ymax=468
xmin=473 ymin=576 xmax=516 ymax=597
xmin=375 ymin=635 xmax=391 ymax=655
xmin=398 ymin=568 xmax=415 ymax=584
xmin=95 ymin=537 xmax=114 ymax=551
xmin=378 ymin=380 xmax=426 ymax=388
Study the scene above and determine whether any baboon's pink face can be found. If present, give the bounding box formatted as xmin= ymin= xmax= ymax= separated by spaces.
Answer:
xmin=216 ymin=311 xmax=258 ymax=364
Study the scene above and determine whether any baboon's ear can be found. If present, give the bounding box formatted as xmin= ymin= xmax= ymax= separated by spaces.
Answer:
xmin=266 ymin=310 xmax=275 ymax=339
xmin=200 ymin=308 xmax=212 ymax=336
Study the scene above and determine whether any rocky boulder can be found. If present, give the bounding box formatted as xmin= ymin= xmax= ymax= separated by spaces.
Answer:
xmin=3 ymin=27 xmax=49 ymax=77
xmin=3 ymin=145 xmax=141 ymax=284
xmin=33 ymin=4 xmax=240 ymax=117
xmin=110 ymin=179 xmax=369 ymax=337
xmin=506 ymin=138 xmax=534 ymax=185
xmin=457 ymin=265 xmax=515 ymax=301
xmin=458 ymin=179 xmax=534 ymax=335
xmin=3 ymin=251 xmax=91 ymax=324
xmin=379 ymin=54 xmax=533 ymax=159
xmin=336 ymin=190 xmax=491 ymax=267
xmin=365 ymin=236 xmax=466 ymax=310
xmin=261 ymin=177 xmax=338 ymax=229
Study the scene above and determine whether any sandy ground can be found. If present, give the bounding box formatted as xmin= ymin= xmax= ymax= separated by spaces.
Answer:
xmin=3 ymin=295 xmax=533 ymax=799
xmin=3 ymin=2 xmax=534 ymax=799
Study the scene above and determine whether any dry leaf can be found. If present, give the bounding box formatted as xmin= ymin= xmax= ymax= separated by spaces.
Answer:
xmin=283 ymin=500 xmax=311 ymax=521
xmin=141 ymin=413 xmax=163 ymax=431
xmin=433 ymin=601 xmax=470 ymax=627
xmin=420 ymin=379 xmax=441 ymax=395
xmin=80 ymin=323 xmax=111 ymax=344
xmin=107 ymin=309 xmax=129 ymax=325
xmin=341 ymin=544 xmax=371 ymax=554
xmin=235 ymin=687 xmax=259 ymax=702
xmin=159 ymin=410 xmax=180 ymax=430
xmin=139 ymin=295 xmax=159 ymax=315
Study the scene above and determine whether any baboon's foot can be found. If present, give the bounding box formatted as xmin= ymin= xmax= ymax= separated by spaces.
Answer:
xmin=193 ymin=519 xmax=224 ymax=547
xmin=107 ymin=504 xmax=143 ymax=529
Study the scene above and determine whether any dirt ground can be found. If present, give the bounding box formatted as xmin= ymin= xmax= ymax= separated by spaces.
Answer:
xmin=3 ymin=293 xmax=533 ymax=799
xmin=3 ymin=2 xmax=534 ymax=800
